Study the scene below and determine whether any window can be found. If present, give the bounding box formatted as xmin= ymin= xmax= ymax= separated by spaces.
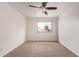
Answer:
xmin=37 ymin=22 xmax=52 ymax=32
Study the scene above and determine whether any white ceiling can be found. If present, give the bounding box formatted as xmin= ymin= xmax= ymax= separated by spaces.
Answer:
xmin=8 ymin=2 xmax=73 ymax=18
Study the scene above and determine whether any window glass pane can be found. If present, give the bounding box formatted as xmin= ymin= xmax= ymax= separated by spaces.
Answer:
xmin=37 ymin=22 xmax=52 ymax=32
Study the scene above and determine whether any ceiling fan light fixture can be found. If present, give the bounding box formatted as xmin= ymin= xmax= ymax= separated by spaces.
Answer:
xmin=29 ymin=2 xmax=57 ymax=15
xmin=36 ymin=9 xmax=42 ymax=14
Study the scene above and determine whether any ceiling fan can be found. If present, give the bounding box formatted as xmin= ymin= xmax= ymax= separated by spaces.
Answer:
xmin=29 ymin=2 xmax=57 ymax=15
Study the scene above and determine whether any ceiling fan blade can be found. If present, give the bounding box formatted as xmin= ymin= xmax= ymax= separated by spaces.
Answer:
xmin=41 ymin=2 xmax=48 ymax=8
xmin=29 ymin=5 xmax=40 ymax=8
xmin=44 ymin=11 xmax=48 ymax=15
xmin=46 ymin=7 xmax=57 ymax=10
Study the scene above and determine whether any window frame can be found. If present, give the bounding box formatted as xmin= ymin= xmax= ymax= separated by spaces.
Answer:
xmin=37 ymin=21 xmax=52 ymax=33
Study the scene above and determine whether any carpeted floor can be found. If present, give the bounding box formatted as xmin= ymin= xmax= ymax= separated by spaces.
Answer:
xmin=4 ymin=42 xmax=77 ymax=57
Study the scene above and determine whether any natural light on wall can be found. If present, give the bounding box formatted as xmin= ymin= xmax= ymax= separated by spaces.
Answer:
xmin=37 ymin=22 xmax=52 ymax=32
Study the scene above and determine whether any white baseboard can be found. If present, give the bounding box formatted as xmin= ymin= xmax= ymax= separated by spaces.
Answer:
xmin=1 ymin=40 xmax=26 ymax=57
xmin=27 ymin=39 xmax=58 ymax=42
xmin=59 ymin=40 xmax=79 ymax=57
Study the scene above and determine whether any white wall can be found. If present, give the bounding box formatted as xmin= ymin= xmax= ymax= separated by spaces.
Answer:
xmin=0 ymin=3 xmax=27 ymax=56
xmin=27 ymin=17 xmax=58 ymax=41
xmin=59 ymin=3 xmax=79 ymax=56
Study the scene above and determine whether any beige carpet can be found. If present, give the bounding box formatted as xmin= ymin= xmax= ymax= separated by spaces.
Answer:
xmin=4 ymin=42 xmax=77 ymax=57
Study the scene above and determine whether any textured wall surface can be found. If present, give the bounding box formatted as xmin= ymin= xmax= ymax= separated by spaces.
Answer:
xmin=0 ymin=3 xmax=27 ymax=56
xmin=27 ymin=17 xmax=58 ymax=41
xmin=59 ymin=3 xmax=79 ymax=56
